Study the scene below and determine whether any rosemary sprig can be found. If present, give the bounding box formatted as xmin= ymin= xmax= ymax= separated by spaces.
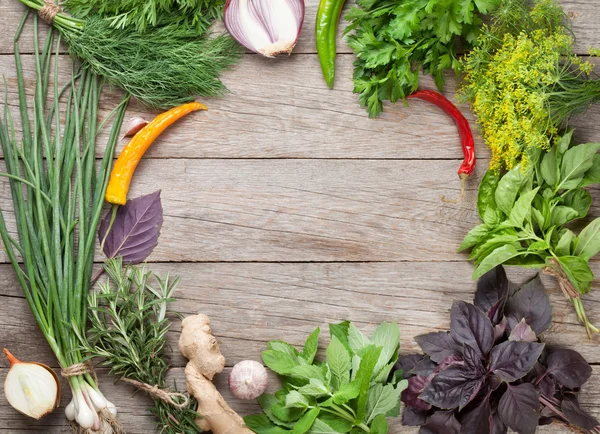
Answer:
xmin=77 ymin=258 xmax=201 ymax=433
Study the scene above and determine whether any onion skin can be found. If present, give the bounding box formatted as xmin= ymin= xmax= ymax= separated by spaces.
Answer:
xmin=223 ymin=0 xmax=305 ymax=58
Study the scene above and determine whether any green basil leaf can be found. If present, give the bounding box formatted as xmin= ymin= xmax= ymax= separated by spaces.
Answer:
xmin=556 ymin=256 xmax=594 ymax=294
xmin=458 ymin=224 xmax=490 ymax=252
xmin=559 ymin=143 xmax=600 ymax=189
xmin=575 ymin=217 xmax=600 ymax=261
xmin=556 ymin=130 xmax=574 ymax=155
xmin=293 ymin=408 xmax=321 ymax=434
xmin=579 ymin=154 xmax=600 ymax=187
xmin=531 ymin=207 xmax=545 ymax=231
xmin=540 ymin=147 xmax=558 ymax=187
xmin=468 ymin=233 xmax=519 ymax=263
xmin=326 ymin=336 xmax=352 ymax=391
xmin=504 ymin=253 xmax=546 ymax=269
xmin=478 ymin=170 xmax=502 ymax=225
xmin=555 ymin=229 xmax=576 ymax=257
xmin=509 ymin=187 xmax=539 ymax=228
xmin=473 ymin=245 xmax=524 ymax=279
xmin=550 ymin=206 xmax=579 ymax=227
xmin=370 ymin=414 xmax=389 ymax=434
xmin=563 ymin=189 xmax=592 ymax=219
xmin=495 ymin=164 xmax=526 ymax=215
xmin=527 ymin=240 xmax=548 ymax=252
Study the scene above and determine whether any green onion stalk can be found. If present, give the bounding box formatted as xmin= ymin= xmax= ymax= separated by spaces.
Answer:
xmin=0 ymin=13 xmax=129 ymax=432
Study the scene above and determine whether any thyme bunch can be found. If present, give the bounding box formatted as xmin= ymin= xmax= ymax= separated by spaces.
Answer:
xmin=77 ymin=258 xmax=201 ymax=433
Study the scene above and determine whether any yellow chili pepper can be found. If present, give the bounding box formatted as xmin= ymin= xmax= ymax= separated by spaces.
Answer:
xmin=105 ymin=102 xmax=208 ymax=205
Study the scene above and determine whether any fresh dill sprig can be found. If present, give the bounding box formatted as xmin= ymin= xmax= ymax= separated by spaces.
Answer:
xmin=76 ymin=258 xmax=201 ymax=434
xmin=63 ymin=0 xmax=225 ymax=34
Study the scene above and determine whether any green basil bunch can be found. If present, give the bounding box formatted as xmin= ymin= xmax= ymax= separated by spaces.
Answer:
xmin=460 ymin=131 xmax=600 ymax=336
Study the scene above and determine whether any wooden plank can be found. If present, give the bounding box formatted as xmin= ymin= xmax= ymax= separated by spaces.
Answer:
xmin=0 ymin=0 xmax=599 ymax=55
xmin=1 ymin=365 xmax=597 ymax=433
xmin=1 ymin=262 xmax=599 ymax=366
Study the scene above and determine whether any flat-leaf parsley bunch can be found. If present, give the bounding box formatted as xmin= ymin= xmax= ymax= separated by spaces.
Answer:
xmin=245 ymin=321 xmax=407 ymax=434
xmin=344 ymin=0 xmax=500 ymax=117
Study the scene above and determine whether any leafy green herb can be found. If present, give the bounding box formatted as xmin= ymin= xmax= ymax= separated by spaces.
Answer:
xmin=344 ymin=0 xmax=500 ymax=117
xmin=460 ymin=132 xmax=600 ymax=336
xmin=76 ymin=258 xmax=201 ymax=433
xmin=246 ymin=321 xmax=407 ymax=434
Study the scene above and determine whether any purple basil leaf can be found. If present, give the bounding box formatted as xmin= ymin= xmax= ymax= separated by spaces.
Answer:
xmin=488 ymin=297 xmax=506 ymax=325
xmin=505 ymin=275 xmax=552 ymax=335
xmin=498 ymin=383 xmax=540 ymax=434
xmin=494 ymin=316 xmax=508 ymax=340
xmin=435 ymin=354 xmax=462 ymax=373
xmin=450 ymin=301 xmax=494 ymax=359
xmin=98 ymin=191 xmax=163 ymax=264
xmin=459 ymin=396 xmax=491 ymax=434
xmin=419 ymin=410 xmax=461 ymax=434
xmin=491 ymin=410 xmax=508 ymax=434
xmin=489 ymin=341 xmax=545 ymax=382
xmin=475 ymin=266 xmax=508 ymax=316
xmin=545 ymin=348 xmax=592 ymax=389
xmin=402 ymin=376 xmax=432 ymax=411
xmin=410 ymin=356 xmax=437 ymax=377
xmin=415 ymin=331 xmax=461 ymax=363
xmin=462 ymin=345 xmax=485 ymax=376
xmin=539 ymin=416 xmax=556 ymax=426
xmin=538 ymin=375 xmax=556 ymax=399
xmin=402 ymin=406 xmax=431 ymax=426
xmin=396 ymin=354 xmax=425 ymax=376
xmin=561 ymin=395 xmax=599 ymax=430
xmin=419 ymin=366 xmax=483 ymax=410
xmin=508 ymin=319 xmax=537 ymax=342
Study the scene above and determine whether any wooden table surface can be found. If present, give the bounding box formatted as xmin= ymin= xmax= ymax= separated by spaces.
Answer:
xmin=1 ymin=0 xmax=600 ymax=432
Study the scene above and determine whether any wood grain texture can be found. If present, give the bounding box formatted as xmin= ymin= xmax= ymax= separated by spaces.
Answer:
xmin=0 ymin=0 xmax=599 ymax=55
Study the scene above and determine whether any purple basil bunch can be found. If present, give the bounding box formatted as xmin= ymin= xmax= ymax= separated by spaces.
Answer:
xmin=397 ymin=266 xmax=599 ymax=434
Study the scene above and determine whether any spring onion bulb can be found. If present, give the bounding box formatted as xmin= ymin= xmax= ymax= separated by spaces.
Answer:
xmin=3 ymin=349 xmax=60 ymax=420
xmin=224 ymin=0 xmax=305 ymax=57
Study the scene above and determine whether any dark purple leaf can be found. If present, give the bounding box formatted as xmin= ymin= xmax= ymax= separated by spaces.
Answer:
xmin=489 ymin=341 xmax=545 ymax=382
xmin=459 ymin=396 xmax=491 ymax=434
xmin=538 ymin=375 xmax=555 ymax=399
xmin=98 ymin=191 xmax=163 ymax=264
xmin=415 ymin=332 xmax=461 ymax=363
xmin=462 ymin=345 xmax=485 ymax=376
xmin=410 ymin=356 xmax=437 ymax=377
xmin=490 ymin=411 xmax=508 ymax=434
xmin=494 ymin=317 xmax=508 ymax=340
xmin=488 ymin=297 xmax=506 ymax=325
xmin=498 ymin=383 xmax=540 ymax=434
xmin=419 ymin=411 xmax=461 ymax=434
xmin=545 ymin=348 xmax=592 ymax=389
xmin=562 ymin=395 xmax=599 ymax=430
xmin=402 ymin=407 xmax=431 ymax=426
xmin=450 ymin=301 xmax=495 ymax=359
xmin=396 ymin=354 xmax=426 ymax=378
xmin=402 ymin=376 xmax=432 ymax=411
xmin=436 ymin=354 xmax=462 ymax=372
xmin=420 ymin=366 xmax=483 ymax=410
xmin=508 ymin=319 xmax=537 ymax=342
xmin=475 ymin=266 xmax=508 ymax=317
xmin=505 ymin=275 xmax=552 ymax=335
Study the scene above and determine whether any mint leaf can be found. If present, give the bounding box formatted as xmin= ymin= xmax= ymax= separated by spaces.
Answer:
xmin=286 ymin=391 xmax=310 ymax=409
xmin=370 ymin=414 xmax=389 ymax=434
xmin=326 ymin=335 xmax=352 ymax=390
xmin=307 ymin=419 xmax=342 ymax=434
xmin=302 ymin=328 xmax=321 ymax=364
xmin=263 ymin=350 xmax=301 ymax=375
xmin=245 ymin=414 xmax=292 ymax=434
xmin=371 ymin=321 xmax=400 ymax=374
xmin=365 ymin=383 xmax=401 ymax=423
xmin=298 ymin=379 xmax=330 ymax=397
xmin=355 ymin=345 xmax=383 ymax=423
xmin=333 ymin=380 xmax=361 ymax=405
xmin=348 ymin=323 xmax=371 ymax=355
xmin=293 ymin=408 xmax=320 ymax=434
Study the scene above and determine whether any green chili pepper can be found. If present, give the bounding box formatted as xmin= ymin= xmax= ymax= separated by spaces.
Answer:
xmin=316 ymin=0 xmax=346 ymax=89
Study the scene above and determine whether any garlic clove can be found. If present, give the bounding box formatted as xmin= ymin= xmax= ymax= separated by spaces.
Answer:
xmin=121 ymin=116 xmax=149 ymax=139
xmin=3 ymin=349 xmax=60 ymax=420
xmin=224 ymin=0 xmax=305 ymax=58
xmin=229 ymin=360 xmax=268 ymax=400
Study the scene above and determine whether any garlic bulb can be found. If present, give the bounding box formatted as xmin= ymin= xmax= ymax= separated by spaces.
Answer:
xmin=229 ymin=360 xmax=268 ymax=400
xmin=3 ymin=349 xmax=60 ymax=419
xmin=224 ymin=0 xmax=305 ymax=57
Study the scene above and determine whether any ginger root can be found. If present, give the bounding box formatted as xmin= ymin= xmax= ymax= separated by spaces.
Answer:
xmin=179 ymin=314 xmax=254 ymax=434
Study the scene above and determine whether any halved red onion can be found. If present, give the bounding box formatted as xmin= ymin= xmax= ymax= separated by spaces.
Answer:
xmin=224 ymin=0 xmax=305 ymax=58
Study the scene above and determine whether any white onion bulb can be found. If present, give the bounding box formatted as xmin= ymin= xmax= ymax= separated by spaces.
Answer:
xmin=229 ymin=360 xmax=268 ymax=400
xmin=224 ymin=0 xmax=305 ymax=57
xmin=3 ymin=349 xmax=60 ymax=420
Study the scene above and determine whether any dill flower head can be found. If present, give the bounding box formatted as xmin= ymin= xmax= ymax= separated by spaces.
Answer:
xmin=459 ymin=0 xmax=598 ymax=172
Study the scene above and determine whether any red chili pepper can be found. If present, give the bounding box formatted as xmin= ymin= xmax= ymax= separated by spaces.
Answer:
xmin=407 ymin=90 xmax=476 ymax=183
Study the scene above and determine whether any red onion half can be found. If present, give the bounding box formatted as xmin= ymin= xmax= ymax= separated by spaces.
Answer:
xmin=224 ymin=0 xmax=305 ymax=58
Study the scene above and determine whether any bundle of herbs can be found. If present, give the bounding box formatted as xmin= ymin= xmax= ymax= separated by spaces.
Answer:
xmin=245 ymin=321 xmax=407 ymax=434
xmin=460 ymin=132 xmax=600 ymax=335
xmin=399 ymin=266 xmax=599 ymax=434
xmin=75 ymin=258 xmax=200 ymax=434
xmin=459 ymin=0 xmax=600 ymax=171
xmin=344 ymin=0 xmax=500 ymax=117
xmin=18 ymin=0 xmax=241 ymax=108
xmin=0 ymin=14 xmax=128 ymax=431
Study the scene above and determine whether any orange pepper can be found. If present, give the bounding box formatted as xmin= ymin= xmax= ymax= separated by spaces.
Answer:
xmin=105 ymin=102 xmax=208 ymax=205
